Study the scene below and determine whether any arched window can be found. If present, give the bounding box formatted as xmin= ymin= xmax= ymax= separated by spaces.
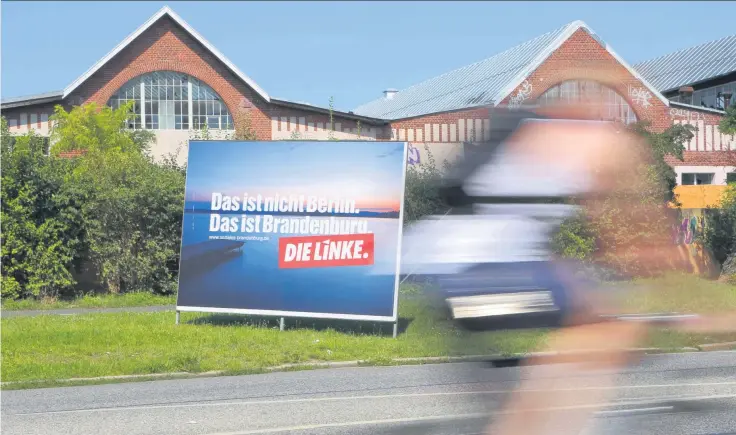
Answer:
xmin=536 ymin=80 xmax=638 ymax=124
xmin=108 ymin=71 xmax=234 ymax=130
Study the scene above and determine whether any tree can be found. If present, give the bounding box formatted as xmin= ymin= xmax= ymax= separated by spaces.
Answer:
xmin=626 ymin=121 xmax=694 ymax=203
xmin=720 ymin=105 xmax=736 ymax=136
xmin=51 ymin=102 xmax=155 ymax=157
xmin=702 ymin=185 xmax=736 ymax=266
xmin=552 ymin=121 xmax=695 ymax=276
xmin=701 ymin=106 xmax=736 ymax=270
xmin=50 ymin=102 xmax=185 ymax=294
xmin=232 ymin=110 xmax=259 ymax=140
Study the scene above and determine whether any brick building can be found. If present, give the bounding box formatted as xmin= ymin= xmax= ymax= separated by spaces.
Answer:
xmin=2 ymin=6 xmax=735 ymax=187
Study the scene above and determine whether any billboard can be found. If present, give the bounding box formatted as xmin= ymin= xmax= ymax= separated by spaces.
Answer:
xmin=176 ymin=140 xmax=408 ymax=321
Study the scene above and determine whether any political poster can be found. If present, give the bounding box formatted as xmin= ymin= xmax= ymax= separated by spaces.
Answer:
xmin=176 ymin=141 xmax=407 ymax=321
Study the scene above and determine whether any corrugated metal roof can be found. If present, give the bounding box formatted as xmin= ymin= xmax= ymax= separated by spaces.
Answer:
xmin=0 ymin=90 xmax=64 ymax=109
xmin=270 ymin=98 xmax=387 ymax=125
xmin=1 ymin=90 xmax=63 ymax=105
xmin=633 ymin=34 xmax=736 ymax=93
xmin=353 ymin=21 xmax=583 ymax=120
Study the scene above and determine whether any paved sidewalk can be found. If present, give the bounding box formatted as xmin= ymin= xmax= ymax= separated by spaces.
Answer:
xmin=1 ymin=305 xmax=174 ymax=318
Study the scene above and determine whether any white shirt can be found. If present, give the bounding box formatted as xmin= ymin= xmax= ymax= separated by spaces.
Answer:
xmin=401 ymin=125 xmax=593 ymax=274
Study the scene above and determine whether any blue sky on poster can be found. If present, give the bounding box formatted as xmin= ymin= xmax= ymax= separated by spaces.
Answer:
xmin=185 ymin=141 xmax=406 ymax=210
xmin=2 ymin=1 xmax=734 ymax=111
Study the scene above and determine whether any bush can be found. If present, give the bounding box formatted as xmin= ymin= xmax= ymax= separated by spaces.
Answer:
xmin=1 ymin=120 xmax=85 ymax=299
xmin=1 ymin=103 xmax=186 ymax=300
xmin=551 ymin=122 xmax=694 ymax=276
xmin=402 ymin=145 xmax=451 ymax=224
xmin=0 ymin=106 xmax=706 ymax=300
xmin=551 ymin=212 xmax=597 ymax=261
xmin=75 ymin=154 xmax=185 ymax=294
xmin=50 ymin=103 xmax=186 ymax=295
xmin=703 ymin=186 xmax=736 ymax=266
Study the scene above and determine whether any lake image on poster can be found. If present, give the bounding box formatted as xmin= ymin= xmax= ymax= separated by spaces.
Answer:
xmin=177 ymin=140 xmax=407 ymax=320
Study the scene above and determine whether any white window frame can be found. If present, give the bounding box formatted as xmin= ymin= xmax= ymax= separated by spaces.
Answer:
xmin=681 ymin=172 xmax=715 ymax=186
xmin=537 ymin=80 xmax=638 ymax=125
xmin=108 ymin=72 xmax=233 ymax=131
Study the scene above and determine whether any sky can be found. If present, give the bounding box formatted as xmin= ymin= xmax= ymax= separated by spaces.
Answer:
xmin=186 ymin=141 xmax=406 ymax=210
xmin=2 ymin=1 xmax=735 ymax=112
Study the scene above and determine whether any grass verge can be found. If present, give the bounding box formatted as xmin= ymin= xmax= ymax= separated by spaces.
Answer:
xmin=1 ymin=292 xmax=176 ymax=311
xmin=0 ymin=295 xmax=545 ymax=387
xmin=2 ymin=275 xmax=735 ymax=389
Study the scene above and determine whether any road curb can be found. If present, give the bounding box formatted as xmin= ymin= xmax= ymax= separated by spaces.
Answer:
xmin=0 ymin=370 xmax=228 ymax=386
xmin=1 ymin=347 xmax=710 ymax=388
xmin=696 ymin=341 xmax=736 ymax=352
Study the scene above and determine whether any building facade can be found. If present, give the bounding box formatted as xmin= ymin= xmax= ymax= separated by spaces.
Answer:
xmin=2 ymin=6 xmax=735 ymax=191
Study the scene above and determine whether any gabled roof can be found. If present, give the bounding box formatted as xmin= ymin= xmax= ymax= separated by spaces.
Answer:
xmin=62 ymin=6 xmax=270 ymax=102
xmin=354 ymin=20 xmax=668 ymax=120
xmin=633 ymin=34 xmax=736 ymax=93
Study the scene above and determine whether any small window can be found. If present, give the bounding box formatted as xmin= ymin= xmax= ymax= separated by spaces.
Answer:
xmin=696 ymin=174 xmax=714 ymax=185
xmin=727 ymin=173 xmax=736 ymax=184
xmin=682 ymin=173 xmax=715 ymax=185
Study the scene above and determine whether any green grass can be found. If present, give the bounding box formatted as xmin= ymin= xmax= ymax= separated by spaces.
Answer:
xmin=0 ymin=296 xmax=547 ymax=387
xmin=1 ymin=292 xmax=176 ymax=311
xmin=2 ymin=276 xmax=735 ymax=389
xmin=618 ymin=273 xmax=736 ymax=314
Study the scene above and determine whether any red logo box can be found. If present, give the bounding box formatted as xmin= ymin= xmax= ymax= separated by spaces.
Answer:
xmin=278 ymin=233 xmax=375 ymax=269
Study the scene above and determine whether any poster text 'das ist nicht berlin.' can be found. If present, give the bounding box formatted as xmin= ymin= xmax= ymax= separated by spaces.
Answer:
xmin=176 ymin=141 xmax=408 ymax=321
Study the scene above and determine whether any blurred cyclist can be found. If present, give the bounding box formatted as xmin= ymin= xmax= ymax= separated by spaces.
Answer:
xmin=400 ymin=96 xmax=734 ymax=435
xmin=476 ymin=100 xmax=735 ymax=435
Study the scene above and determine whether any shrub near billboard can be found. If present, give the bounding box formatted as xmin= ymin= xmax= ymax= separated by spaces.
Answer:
xmin=176 ymin=141 xmax=408 ymax=321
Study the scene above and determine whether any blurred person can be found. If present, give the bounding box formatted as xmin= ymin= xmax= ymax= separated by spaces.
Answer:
xmin=400 ymin=95 xmax=734 ymax=435
xmin=469 ymin=100 xmax=736 ymax=435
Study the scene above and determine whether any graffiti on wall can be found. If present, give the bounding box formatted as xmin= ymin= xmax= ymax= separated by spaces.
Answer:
xmin=672 ymin=208 xmax=718 ymax=276
xmin=673 ymin=211 xmax=705 ymax=245
xmin=508 ymin=80 xmax=533 ymax=108
xmin=407 ymin=143 xmax=421 ymax=165
xmin=670 ymin=108 xmax=704 ymax=121
xmin=628 ymin=85 xmax=653 ymax=109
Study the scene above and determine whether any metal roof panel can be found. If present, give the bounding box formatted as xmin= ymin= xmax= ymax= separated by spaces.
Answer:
xmin=1 ymin=90 xmax=63 ymax=105
xmin=633 ymin=34 xmax=736 ymax=92
xmin=353 ymin=21 xmax=576 ymax=120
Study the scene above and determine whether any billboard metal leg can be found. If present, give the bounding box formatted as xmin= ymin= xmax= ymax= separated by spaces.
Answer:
xmin=279 ymin=317 xmax=285 ymax=331
xmin=175 ymin=311 xmax=180 ymax=325
xmin=392 ymin=321 xmax=398 ymax=338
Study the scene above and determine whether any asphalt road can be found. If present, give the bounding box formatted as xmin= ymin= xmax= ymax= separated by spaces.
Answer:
xmin=3 ymin=351 xmax=736 ymax=435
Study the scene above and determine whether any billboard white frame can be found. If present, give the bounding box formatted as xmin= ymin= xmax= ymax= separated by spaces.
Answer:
xmin=175 ymin=140 xmax=409 ymax=335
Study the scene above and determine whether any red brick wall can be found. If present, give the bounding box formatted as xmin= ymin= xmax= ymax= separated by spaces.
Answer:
xmin=667 ymin=104 xmax=736 ymax=167
xmin=67 ymin=15 xmax=272 ymax=140
xmin=668 ymin=106 xmax=733 ymax=156
xmin=1 ymin=102 xmax=58 ymax=134
xmin=499 ymin=28 xmax=671 ymax=132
